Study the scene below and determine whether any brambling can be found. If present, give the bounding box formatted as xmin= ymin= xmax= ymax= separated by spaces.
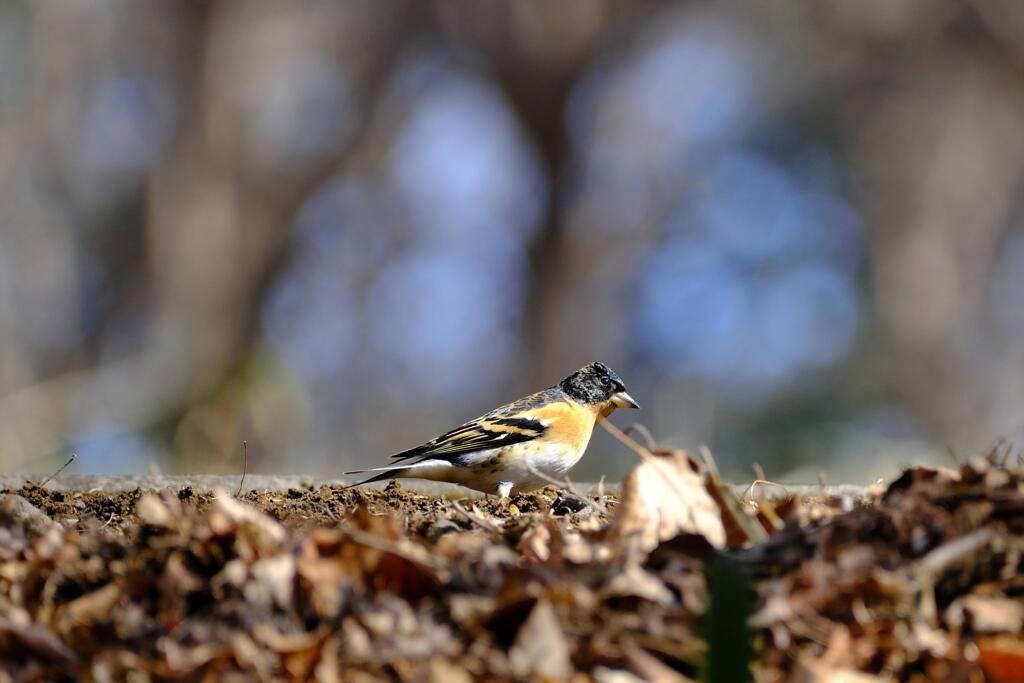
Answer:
xmin=346 ymin=361 xmax=639 ymax=498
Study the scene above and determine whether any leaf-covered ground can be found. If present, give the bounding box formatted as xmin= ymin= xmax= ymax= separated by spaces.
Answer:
xmin=1 ymin=448 xmax=1023 ymax=682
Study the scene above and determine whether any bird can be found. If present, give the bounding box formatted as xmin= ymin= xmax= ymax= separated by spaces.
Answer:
xmin=345 ymin=361 xmax=639 ymax=498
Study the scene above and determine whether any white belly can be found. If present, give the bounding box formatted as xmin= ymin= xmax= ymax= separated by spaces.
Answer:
xmin=504 ymin=441 xmax=581 ymax=483
xmin=461 ymin=440 xmax=585 ymax=495
xmin=393 ymin=438 xmax=590 ymax=496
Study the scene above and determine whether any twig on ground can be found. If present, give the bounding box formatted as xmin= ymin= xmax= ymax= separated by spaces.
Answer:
xmin=916 ymin=528 xmax=998 ymax=626
xmin=624 ymin=423 xmax=658 ymax=450
xmin=450 ymin=500 xmax=502 ymax=532
xmin=919 ymin=528 xmax=995 ymax=576
xmin=38 ymin=453 xmax=77 ymax=489
xmin=237 ymin=440 xmax=248 ymax=497
xmin=741 ymin=479 xmax=789 ymax=503
xmin=745 ymin=464 xmax=787 ymax=502
xmin=602 ymin=420 xmax=658 ymax=461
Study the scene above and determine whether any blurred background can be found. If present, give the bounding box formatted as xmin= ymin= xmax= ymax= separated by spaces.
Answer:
xmin=2 ymin=0 xmax=1024 ymax=485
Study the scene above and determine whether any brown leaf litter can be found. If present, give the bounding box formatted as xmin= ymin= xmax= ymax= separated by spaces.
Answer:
xmin=1 ymin=441 xmax=1023 ymax=682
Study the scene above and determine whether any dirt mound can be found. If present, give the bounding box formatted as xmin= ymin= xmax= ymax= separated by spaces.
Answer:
xmin=8 ymin=480 xmax=606 ymax=539
xmin=2 ymin=451 xmax=1022 ymax=681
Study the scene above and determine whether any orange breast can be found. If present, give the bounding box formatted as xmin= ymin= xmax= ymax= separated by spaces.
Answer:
xmin=530 ymin=401 xmax=602 ymax=454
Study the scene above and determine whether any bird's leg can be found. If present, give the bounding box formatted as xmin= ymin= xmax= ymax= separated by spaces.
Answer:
xmin=495 ymin=481 xmax=521 ymax=515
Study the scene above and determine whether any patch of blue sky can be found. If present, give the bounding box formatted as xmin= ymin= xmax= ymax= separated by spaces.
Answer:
xmin=78 ymin=72 xmax=175 ymax=176
xmin=756 ymin=264 xmax=861 ymax=369
xmin=261 ymin=177 xmax=392 ymax=384
xmin=388 ymin=73 xmax=547 ymax=245
xmin=264 ymin=56 xmax=545 ymax=407
xmin=69 ymin=425 xmax=163 ymax=475
xmin=367 ymin=247 xmax=525 ymax=401
xmin=640 ymin=240 xmax=751 ymax=376
xmin=637 ymin=147 xmax=865 ymax=400
xmin=569 ymin=15 xmax=754 ymax=182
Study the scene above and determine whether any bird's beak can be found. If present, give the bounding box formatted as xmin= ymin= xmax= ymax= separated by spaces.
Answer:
xmin=611 ymin=391 xmax=640 ymax=409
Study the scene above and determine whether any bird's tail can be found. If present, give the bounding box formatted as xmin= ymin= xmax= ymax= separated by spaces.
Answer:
xmin=343 ymin=465 xmax=409 ymax=489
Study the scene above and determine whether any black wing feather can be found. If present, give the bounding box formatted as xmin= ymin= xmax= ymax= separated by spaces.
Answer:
xmin=387 ymin=392 xmax=557 ymax=464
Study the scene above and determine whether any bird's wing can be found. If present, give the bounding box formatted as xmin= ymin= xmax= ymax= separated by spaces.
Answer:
xmin=388 ymin=389 xmax=559 ymax=463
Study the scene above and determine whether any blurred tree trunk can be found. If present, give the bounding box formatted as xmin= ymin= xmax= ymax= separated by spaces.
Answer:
xmin=437 ymin=1 xmax=632 ymax=386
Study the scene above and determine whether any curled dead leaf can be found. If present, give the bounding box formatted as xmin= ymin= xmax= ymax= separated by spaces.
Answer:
xmin=625 ymin=645 xmax=695 ymax=683
xmin=946 ymin=594 xmax=1024 ymax=634
xmin=135 ymin=493 xmax=173 ymax=527
xmin=297 ymin=535 xmax=350 ymax=620
xmin=63 ymin=583 xmax=121 ymax=628
xmin=509 ymin=599 xmax=571 ymax=682
xmin=978 ymin=635 xmax=1024 ymax=683
xmin=1 ymin=494 xmax=61 ymax=536
xmin=210 ymin=487 xmax=286 ymax=546
xmin=314 ymin=635 xmax=342 ymax=683
xmin=517 ymin=523 xmax=552 ymax=563
xmin=248 ymin=554 xmax=296 ymax=610
xmin=0 ymin=615 xmax=77 ymax=667
xmin=600 ymin=565 xmax=675 ymax=607
xmin=429 ymin=656 xmax=473 ymax=683
xmin=157 ymin=638 xmax=223 ymax=677
xmin=610 ymin=450 xmax=726 ymax=555
xmin=793 ymin=661 xmax=885 ymax=683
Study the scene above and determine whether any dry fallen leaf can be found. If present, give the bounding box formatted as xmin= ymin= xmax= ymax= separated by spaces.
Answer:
xmin=977 ymin=636 xmax=1024 ymax=683
xmin=429 ymin=656 xmax=473 ymax=683
xmin=3 ymin=448 xmax=1024 ymax=681
xmin=248 ymin=554 xmax=296 ymax=610
xmin=135 ymin=493 xmax=174 ymax=527
xmin=624 ymin=645 xmax=695 ymax=683
xmin=1 ymin=494 xmax=61 ymax=536
xmin=509 ymin=599 xmax=571 ymax=682
xmin=314 ymin=635 xmax=342 ymax=683
xmin=0 ymin=615 xmax=77 ymax=668
xmin=517 ymin=523 xmax=552 ymax=562
xmin=209 ymin=487 xmax=286 ymax=547
xmin=610 ymin=450 xmax=726 ymax=554
xmin=792 ymin=661 xmax=886 ymax=683
xmin=297 ymin=535 xmax=350 ymax=620
xmin=600 ymin=565 xmax=675 ymax=607
xmin=946 ymin=594 xmax=1024 ymax=634
xmin=62 ymin=583 xmax=121 ymax=628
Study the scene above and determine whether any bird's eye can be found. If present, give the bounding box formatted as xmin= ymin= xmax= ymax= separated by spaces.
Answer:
xmin=600 ymin=376 xmax=611 ymax=386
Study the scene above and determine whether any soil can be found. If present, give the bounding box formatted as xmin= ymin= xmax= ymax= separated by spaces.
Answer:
xmin=7 ymin=479 xmax=612 ymax=541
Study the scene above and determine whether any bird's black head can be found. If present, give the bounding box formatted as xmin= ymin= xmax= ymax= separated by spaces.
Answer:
xmin=559 ymin=361 xmax=639 ymax=409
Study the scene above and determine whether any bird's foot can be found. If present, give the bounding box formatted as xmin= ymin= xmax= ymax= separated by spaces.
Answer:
xmin=495 ymin=482 xmax=520 ymax=515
